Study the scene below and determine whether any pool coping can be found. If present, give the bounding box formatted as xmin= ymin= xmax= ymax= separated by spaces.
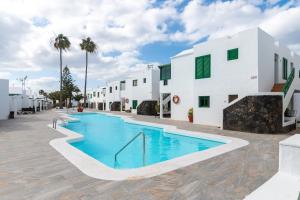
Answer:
xmin=49 ymin=112 xmax=249 ymax=180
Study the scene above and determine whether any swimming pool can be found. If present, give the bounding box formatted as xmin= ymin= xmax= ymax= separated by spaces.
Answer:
xmin=64 ymin=113 xmax=224 ymax=169
xmin=50 ymin=112 xmax=248 ymax=180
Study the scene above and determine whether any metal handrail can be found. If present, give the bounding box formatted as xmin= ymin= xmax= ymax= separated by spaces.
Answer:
xmin=283 ymin=68 xmax=295 ymax=97
xmin=114 ymin=132 xmax=146 ymax=168
xmin=52 ymin=118 xmax=57 ymax=129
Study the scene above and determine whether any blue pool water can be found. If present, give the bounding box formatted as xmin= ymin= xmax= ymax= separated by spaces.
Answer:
xmin=64 ymin=113 xmax=224 ymax=169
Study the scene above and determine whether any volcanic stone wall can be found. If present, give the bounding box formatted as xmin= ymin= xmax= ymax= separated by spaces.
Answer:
xmin=223 ymin=95 xmax=295 ymax=133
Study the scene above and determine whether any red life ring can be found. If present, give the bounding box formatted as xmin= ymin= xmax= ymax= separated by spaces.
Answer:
xmin=125 ymin=98 xmax=129 ymax=103
xmin=173 ymin=95 xmax=180 ymax=104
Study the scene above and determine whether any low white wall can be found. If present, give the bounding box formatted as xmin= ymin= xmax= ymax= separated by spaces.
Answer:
xmin=293 ymin=93 xmax=300 ymax=122
xmin=0 ymin=79 xmax=9 ymax=120
xmin=279 ymin=134 xmax=300 ymax=177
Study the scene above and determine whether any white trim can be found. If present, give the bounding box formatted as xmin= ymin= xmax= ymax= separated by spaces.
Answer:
xmin=49 ymin=112 xmax=249 ymax=180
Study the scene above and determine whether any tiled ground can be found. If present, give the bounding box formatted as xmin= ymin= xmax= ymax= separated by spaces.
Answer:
xmin=0 ymin=110 xmax=295 ymax=200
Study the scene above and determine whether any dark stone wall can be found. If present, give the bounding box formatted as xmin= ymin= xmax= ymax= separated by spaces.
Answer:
xmin=137 ymin=100 xmax=158 ymax=116
xmin=223 ymin=95 xmax=295 ymax=134
xmin=111 ymin=101 xmax=120 ymax=111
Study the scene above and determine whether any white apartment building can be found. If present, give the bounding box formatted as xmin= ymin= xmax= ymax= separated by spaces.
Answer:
xmin=159 ymin=27 xmax=300 ymax=133
xmin=87 ymin=66 xmax=160 ymax=115
xmin=0 ymin=79 xmax=9 ymax=120
xmin=86 ymin=86 xmax=107 ymax=110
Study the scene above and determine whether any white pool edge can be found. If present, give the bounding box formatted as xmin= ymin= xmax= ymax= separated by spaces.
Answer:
xmin=49 ymin=112 xmax=249 ymax=180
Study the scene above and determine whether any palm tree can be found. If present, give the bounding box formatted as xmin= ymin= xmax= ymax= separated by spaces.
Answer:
xmin=79 ymin=37 xmax=97 ymax=108
xmin=53 ymin=34 xmax=71 ymax=109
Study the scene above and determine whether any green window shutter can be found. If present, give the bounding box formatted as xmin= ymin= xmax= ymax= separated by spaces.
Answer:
xmin=159 ymin=64 xmax=171 ymax=80
xmin=161 ymin=67 xmax=165 ymax=80
xmin=166 ymin=65 xmax=171 ymax=79
xmin=199 ymin=96 xmax=210 ymax=107
xmin=195 ymin=55 xmax=211 ymax=79
xmin=203 ymin=55 xmax=211 ymax=77
xmin=227 ymin=48 xmax=238 ymax=60
xmin=195 ymin=56 xmax=203 ymax=79
xmin=132 ymin=100 xmax=138 ymax=109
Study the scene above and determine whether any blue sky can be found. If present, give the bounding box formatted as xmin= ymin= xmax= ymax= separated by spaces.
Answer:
xmin=0 ymin=0 xmax=299 ymax=93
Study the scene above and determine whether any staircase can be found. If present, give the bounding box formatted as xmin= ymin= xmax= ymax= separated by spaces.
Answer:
xmin=271 ymin=83 xmax=285 ymax=92
xmin=137 ymin=100 xmax=158 ymax=116
xmin=162 ymin=94 xmax=171 ymax=105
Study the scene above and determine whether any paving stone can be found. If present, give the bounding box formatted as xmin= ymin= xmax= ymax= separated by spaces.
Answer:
xmin=0 ymin=110 xmax=296 ymax=200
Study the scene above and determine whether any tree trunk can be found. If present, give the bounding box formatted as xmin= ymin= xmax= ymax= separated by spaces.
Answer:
xmin=59 ymin=48 xmax=63 ymax=109
xmin=69 ymin=96 xmax=72 ymax=108
xmin=83 ymin=51 xmax=88 ymax=108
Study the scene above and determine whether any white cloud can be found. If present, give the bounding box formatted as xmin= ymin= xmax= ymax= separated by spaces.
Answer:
xmin=0 ymin=72 xmax=11 ymax=79
xmin=171 ymin=0 xmax=300 ymax=54
xmin=9 ymin=76 xmax=58 ymax=94
xmin=0 ymin=0 xmax=300 ymax=92
xmin=0 ymin=0 xmax=178 ymax=91
xmin=27 ymin=76 xmax=59 ymax=92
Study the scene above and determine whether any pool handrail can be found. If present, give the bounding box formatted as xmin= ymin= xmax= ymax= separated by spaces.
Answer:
xmin=114 ymin=132 xmax=146 ymax=168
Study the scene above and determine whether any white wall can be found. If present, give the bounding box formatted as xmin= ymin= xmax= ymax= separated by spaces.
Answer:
xmin=151 ymin=69 xmax=160 ymax=101
xmin=106 ymin=81 xmax=120 ymax=107
xmin=294 ymin=93 xmax=300 ymax=122
xmin=257 ymin=28 xmax=300 ymax=92
xmin=168 ymin=52 xmax=194 ymax=121
xmin=193 ymin=28 xmax=259 ymax=126
xmin=0 ymin=79 xmax=9 ymax=120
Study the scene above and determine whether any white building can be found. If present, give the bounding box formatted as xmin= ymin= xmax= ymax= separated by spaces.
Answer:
xmin=87 ymin=66 xmax=160 ymax=115
xmin=9 ymin=86 xmax=50 ymax=114
xmin=159 ymin=27 xmax=300 ymax=133
xmin=119 ymin=66 xmax=160 ymax=113
xmin=86 ymin=87 xmax=107 ymax=110
xmin=0 ymin=79 xmax=9 ymax=120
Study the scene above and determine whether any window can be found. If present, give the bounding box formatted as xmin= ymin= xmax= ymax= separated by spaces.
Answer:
xmin=133 ymin=79 xmax=138 ymax=86
xmin=109 ymin=87 xmax=112 ymax=93
xmin=120 ymin=81 xmax=126 ymax=91
xmin=115 ymin=86 xmax=117 ymax=90
xmin=163 ymin=80 xmax=168 ymax=85
xmin=228 ymin=95 xmax=238 ymax=103
xmin=132 ymin=100 xmax=138 ymax=109
xmin=159 ymin=64 xmax=171 ymax=80
xmin=97 ymin=92 xmax=100 ymax=97
xmin=93 ymin=92 xmax=96 ymax=97
xmin=283 ymin=57 xmax=288 ymax=80
xmin=199 ymin=96 xmax=210 ymax=107
xmin=143 ymin=78 xmax=146 ymax=83
xmin=227 ymin=48 xmax=239 ymax=60
xmin=195 ymin=55 xmax=211 ymax=79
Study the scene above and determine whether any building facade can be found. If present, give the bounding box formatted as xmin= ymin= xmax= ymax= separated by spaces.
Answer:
xmin=159 ymin=28 xmax=300 ymax=133
xmin=87 ymin=66 xmax=160 ymax=114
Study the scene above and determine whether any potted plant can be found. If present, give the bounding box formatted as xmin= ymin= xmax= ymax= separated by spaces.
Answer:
xmin=188 ymin=108 xmax=193 ymax=123
xmin=77 ymin=105 xmax=83 ymax=112
xmin=73 ymin=92 xmax=84 ymax=112
xmin=155 ymin=102 xmax=160 ymax=116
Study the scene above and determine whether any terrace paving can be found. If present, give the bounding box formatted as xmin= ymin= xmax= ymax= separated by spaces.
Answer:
xmin=0 ymin=110 xmax=296 ymax=200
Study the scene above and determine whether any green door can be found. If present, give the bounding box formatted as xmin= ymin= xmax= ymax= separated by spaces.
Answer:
xmin=132 ymin=100 xmax=138 ymax=109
